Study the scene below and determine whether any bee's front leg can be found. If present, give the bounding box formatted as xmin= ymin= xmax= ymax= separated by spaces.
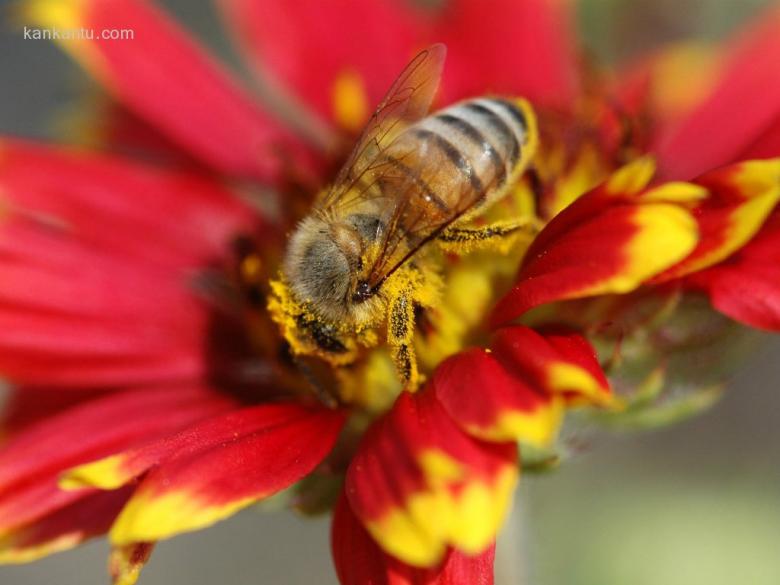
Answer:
xmin=387 ymin=285 xmax=419 ymax=390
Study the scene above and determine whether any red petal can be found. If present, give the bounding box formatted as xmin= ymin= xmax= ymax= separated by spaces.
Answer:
xmin=0 ymin=229 xmax=207 ymax=387
xmin=108 ymin=403 xmax=344 ymax=544
xmin=0 ymin=386 xmax=234 ymax=536
xmin=65 ymin=403 xmax=333 ymax=490
xmin=218 ymin=0 xmax=422 ymax=129
xmin=109 ymin=542 xmax=155 ymax=585
xmin=74 ymin=98 xmax=203 ymax=171
xmin=0 ymin=140 xmax=257 ymax=387
xmin=0 ymin=387 xmax=104 ymax=436
xmin=492 ymin=326 xmax=612 ymax=404
xmin=491 ymin=163 xmax=699 ymax=326
xmin=434 ymin=348 xmax=563 ymax=446
xmin=616 ymin=43 xmax=723 ymax=152
xmin=219 ymin=0 xmax=579 ymax=132
xmin=655 ymin=6 xmax=780 ymax=179
xmin=0 ymin=139 xmax=256 ymax=269
xmin=22 ymin=0 xmax=315 ymax=181
xmin=434 ymin=0 xmax=580 ymax=108
xmin=346 ymin=390 xmax=517 ymax=567
xmin=744 ymin=120 xmax=780 ymax=159
xmin=0 ymin=488 xmax=133 ymax=563
xmin=695 ymin=260 xmax=780 ymax=331
xmin=652 ymin=159 xmax=780 ymax=281
xmin=689 ymin=213 xmax=780 ymax=331
xmin=332 ymin=490 xmax=495 ymax=585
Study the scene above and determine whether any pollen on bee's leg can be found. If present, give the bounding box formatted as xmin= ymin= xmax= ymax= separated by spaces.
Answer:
xmin=437 ymin=219 xmax=539 ymax=255
xmin=390 ymin=297 xmax=411 ymax=343
xmin=392 ymin=342 xmax=420 ymax=390
xmin=386 ymin=286 xmax=423 ymax=390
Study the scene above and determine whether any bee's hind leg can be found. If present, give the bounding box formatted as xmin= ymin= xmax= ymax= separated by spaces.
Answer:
xmin=387 ymin=282 xmax=420 ymax=390
xmin=437 ymin=218 xmax=540 ymax=254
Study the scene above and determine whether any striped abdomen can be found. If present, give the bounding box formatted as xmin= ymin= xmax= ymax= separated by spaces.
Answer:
xmin=381 ymin=97 xmax=534 ymax=225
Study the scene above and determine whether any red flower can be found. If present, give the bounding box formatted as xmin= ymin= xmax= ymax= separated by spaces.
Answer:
xmin=1 ymin=0 xmax=779 ymax=584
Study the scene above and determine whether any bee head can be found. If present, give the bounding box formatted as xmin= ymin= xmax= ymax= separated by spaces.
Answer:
xmin=283 ymin=217 xmax=363 ymax=318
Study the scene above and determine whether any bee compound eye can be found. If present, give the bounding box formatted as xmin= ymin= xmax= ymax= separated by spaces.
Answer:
xmin=352 ymin=281 xmax=373 ymax=303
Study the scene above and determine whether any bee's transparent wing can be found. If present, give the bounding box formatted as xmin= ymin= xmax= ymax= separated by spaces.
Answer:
xmin=316 ymin=44 xmax=446 ymax=213
xmin=365 ymin=171 xmax=474 ymax=289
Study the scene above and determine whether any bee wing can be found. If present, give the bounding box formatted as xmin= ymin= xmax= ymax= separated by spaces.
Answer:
xmin=365 ymin=171 xmax=474 ymax=289
xmin=316 ymin=44 xmax=447 ymax=213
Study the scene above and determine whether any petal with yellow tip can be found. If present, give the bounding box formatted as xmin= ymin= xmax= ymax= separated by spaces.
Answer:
xmin=62 ymin=404 xmax=322 ymax=491
xmin=346 ymin=390 xmax=517 ymax=568
xmin=491 ymin=326 xmax=614 ymax=407
xmin=0 ymin=386 xmax=234 ymax=542
xmin=653 ymin=159 xmax=780 ymax=281
xmin=0 ymin=488 xmax=131 ymax=564
xmin=109 ymin=542 xmax=155 ymax=585
xmin=491 ymin=178 xmax=699 ymax=326
xmin=331 ymin=490 xmax=496 ymax=585
xmin=108 ymin=404 xmax=344 ymax=545
xmin=434 ymin=348 xmax=564 ymax=446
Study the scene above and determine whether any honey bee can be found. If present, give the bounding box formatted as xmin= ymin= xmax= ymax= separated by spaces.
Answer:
xmin=269 ymin=44 xmax=538 ymax=388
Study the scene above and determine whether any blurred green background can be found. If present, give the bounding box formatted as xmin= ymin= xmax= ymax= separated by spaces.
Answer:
xmin=0 ymin=0 xmax=778 ymax=583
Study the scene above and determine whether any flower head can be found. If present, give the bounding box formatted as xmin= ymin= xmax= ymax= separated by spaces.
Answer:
xmin=1 ymin=1 xmax=779 ymax=584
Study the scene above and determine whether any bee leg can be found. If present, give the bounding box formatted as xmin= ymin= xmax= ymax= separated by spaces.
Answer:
xmin=387 ymin=286 xmax=419 ymax=390
xmin=437 ymin=218 xmax=540 ymax=253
